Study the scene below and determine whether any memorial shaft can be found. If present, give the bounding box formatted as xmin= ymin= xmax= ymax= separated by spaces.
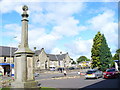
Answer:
xmin=11 ymin=5 xmax=38 ymax=88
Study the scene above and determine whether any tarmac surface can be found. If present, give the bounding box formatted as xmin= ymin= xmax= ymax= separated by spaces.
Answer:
xmin=37 ymin=76 xmax=119 ymax=88
xmin=0 ymin=69 xmax=119 ymax=89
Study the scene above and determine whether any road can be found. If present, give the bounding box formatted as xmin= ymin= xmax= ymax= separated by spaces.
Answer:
xmin=37 ymin=76 xmax=119 ymax=89
xmin=34 ymin=71 xmax=119 ymax=89
xmin=0 ymin=70 xmax=119 ymax=89
xmin=35 ymin=71 xmax=79 ymax=80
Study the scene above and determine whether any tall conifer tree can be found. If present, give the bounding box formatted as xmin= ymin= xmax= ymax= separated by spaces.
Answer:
xmin=91 ymin=32 xmax=112 ymax=71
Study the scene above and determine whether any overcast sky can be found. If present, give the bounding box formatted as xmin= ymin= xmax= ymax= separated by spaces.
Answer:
xmin=0 ymin=0 xmax=118 ymax=61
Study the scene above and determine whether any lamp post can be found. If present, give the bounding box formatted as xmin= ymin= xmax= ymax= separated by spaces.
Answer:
xmin=10 ymin=36 xmax=17 ymax=77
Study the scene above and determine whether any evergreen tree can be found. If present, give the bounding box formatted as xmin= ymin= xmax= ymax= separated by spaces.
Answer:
xmin=71 ymin=60 xmax=76 ymax=64
xmin=91 ymin=32 xmax=103 ymax=68
xmin=91 ymin=32 xmax=112 ymax=71
xmin=113 ymin=49 xmax=120 ymax=60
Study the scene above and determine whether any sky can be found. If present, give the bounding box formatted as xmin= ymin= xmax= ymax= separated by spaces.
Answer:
xmin=0 ymin=0 xmax=119 ymax=61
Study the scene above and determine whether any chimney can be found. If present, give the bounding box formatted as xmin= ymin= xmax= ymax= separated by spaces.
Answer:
xmin=60 ymin=52 xmax=62 ymax=55
xmin=41 ymin=48 xmax=44 ymax=50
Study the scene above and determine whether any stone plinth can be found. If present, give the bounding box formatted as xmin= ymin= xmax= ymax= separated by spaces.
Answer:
xmin=11 ymin=81 xmax=38 ymax=88
xmin=11 ymin=54 xmax=38 ymax=88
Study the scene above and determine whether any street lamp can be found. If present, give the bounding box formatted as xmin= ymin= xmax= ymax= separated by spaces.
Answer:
xmin=10 ymin=36 xmax=17 ymax=77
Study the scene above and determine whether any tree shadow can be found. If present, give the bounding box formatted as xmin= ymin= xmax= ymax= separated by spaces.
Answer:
xmin=79 ymin=78 xmax=119 ymax=89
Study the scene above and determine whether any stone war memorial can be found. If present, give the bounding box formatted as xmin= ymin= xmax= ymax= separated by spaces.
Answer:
xmin=11 ymin=5 xmax=38 ymax=89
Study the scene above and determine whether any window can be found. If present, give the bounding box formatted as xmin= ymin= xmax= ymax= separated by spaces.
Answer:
xmin=13 ymin=57 xmax=14 ymax=62
xmin=37 ymin=60 xmax=39 ymax=62
xmin=86 ymin=71 xmax=96 ymax=74
xmin=36 ymin=60 xmax=40 ymax=67
xmin=4 ymin=57 xmax=6 ymax=62
xmin=106 ymin=69 xmax=116 ymax=72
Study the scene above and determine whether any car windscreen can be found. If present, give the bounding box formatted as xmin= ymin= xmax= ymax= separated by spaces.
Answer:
xmin=106 ymin=69 xmax=115 ymax=72
xmin=86 ymin=71 xmax=96 ymax=74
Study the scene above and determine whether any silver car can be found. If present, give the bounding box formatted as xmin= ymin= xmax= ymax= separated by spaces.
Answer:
xmin=85 ymin=69 xmax=103 ymax=79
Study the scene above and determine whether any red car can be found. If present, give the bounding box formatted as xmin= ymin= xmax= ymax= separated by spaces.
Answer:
xmin=103 ymin=68 xmax=119 ymax=79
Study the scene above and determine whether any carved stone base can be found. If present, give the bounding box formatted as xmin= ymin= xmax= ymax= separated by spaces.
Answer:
xmin=11 ymin=81 xmax=39 ymax=89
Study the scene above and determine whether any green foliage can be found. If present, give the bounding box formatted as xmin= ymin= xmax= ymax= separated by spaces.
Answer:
xmin=86 ymin=59 xmax=90 ymax=61
xmin=40 ymin=87 xmax=56 ymax=90
xmin=112 ymin=53 xmax=119 ymax=60
xmin=34 ymin=47 xmax=37 ymax=50
xmin=113 ymin=49 xmax=120 ymax=60
xmin=0 ymin=87 xmax=56 ymax=90
xmin=116 ymin=49 xmax=120 ymax=53
xmin=77 ymin=56 xmax=89 ymax=63
xmin=71 ymin=60 xmax=76 ymax=64
xmin=91 ymin=32 xmax=112 ymax=71
xmin=1 ymin=88 xmax=10 ymax=90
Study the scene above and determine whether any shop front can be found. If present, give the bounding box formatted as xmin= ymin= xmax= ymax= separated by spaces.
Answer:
xmin=0 ymin=63 xmax=14 ymax=76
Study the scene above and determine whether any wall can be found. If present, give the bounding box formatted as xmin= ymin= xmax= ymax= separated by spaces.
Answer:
xmin=0 ymin=57 xmax=14 ymax=63
xmin=37 ymin=49 xmax=49 ymax=69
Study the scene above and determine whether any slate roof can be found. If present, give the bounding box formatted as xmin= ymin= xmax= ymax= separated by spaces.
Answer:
xmin=0 ymin=46 xmax=68 ymax=61
xmin=47 ymin=54 xmax=66 ymax=61
xmin=34 ymin=48 xmax=44 ymax=56
xmin=0 ymin=46 xmax=17 ymax=57
xmin=34 ymin=50 xmax=42 ymax=56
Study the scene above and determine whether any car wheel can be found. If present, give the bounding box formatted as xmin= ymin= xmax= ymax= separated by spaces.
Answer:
xmin=100 ymin=74 xmax=102 ymax=78
xmin=95 ymin=75 xmax=99 ymax=79
xmin=96 ymin=76 xmax=99 ymax=79
xmin=102 ymin=75 xmax=105 ymax=79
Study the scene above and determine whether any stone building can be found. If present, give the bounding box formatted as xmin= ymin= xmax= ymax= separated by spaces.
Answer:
xmin=34 ymin=48 xmax=72 ymax=70
xmin=0 ymin=46 xmax=72 ymax=73
xmin=34 ymin=48 xmax=50 ymax=70
xmin=0 ymin=46 xmax=17 ymax=75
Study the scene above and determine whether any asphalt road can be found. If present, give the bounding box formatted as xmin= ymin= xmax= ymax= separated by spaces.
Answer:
xmin=35 ymin=71 xmax=78 ymax=80
xmin=1 ymin=70 xmax=119 ymax=89
xmin=37 ymin=77 xmax=119 ymax=89
xmin=34 ymin=70 xmax=119 ymax=89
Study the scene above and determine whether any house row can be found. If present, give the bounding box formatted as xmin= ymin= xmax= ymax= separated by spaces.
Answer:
xmin=0 ymin=46 xmax=17 ymax=75
xmin=34 ymin=48 xmax=72 ymax=70
xmin=78 ymin=61 xmax=92 ymax=68
xmin=0 ymin=46 xmax=72 ymax=75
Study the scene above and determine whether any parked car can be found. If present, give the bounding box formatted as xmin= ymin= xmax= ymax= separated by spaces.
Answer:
xmin=50 ymin=67 xmax=56 ymax=71
xmin=103 ymin=68 xmax=119 ymax=79
xmin=79 ymin=72 xmax=86 ymax=75
xmin=68 ymin=67 xmax=75 ymax=70
xmin=85 ymin=69 xmax=103 ymax=79
xmin=0 ymin=71 xmax=3 ymax=76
